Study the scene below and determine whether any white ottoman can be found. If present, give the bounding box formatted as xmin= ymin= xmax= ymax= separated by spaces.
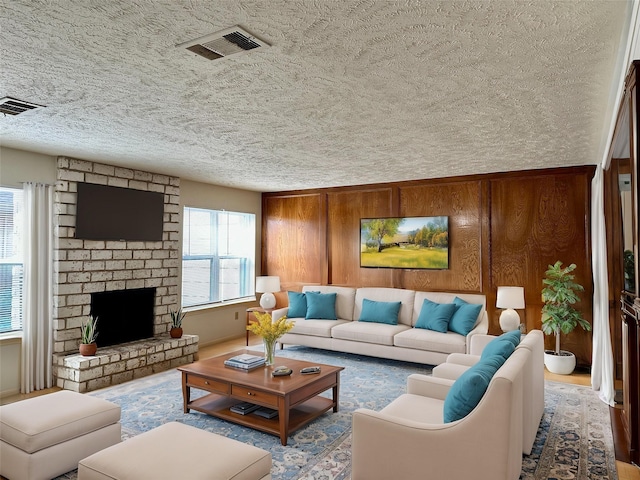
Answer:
xmin=0 ymin=390 xmax=121 ymax=480
xmin=78 ymin=422 xmax=272 ymax=480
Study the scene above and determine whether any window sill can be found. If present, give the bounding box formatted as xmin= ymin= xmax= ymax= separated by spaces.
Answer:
xmin=0 ymin=331 xmax=22 ymax=344
xmin=183 ymin=297 xmax=257 ymax=314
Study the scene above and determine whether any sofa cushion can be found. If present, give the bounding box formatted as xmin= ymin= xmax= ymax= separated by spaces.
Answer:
xmin=305 ymin=292 xmax=337 ymax=320
xmin=287 ymin=291 xmax=308 ymax=318
xmin=415 ymin=299 xmax=456 ymax=333
xmin=302 ymin=285 xmax=356 ymax=321
xmin=358 ymin=298 xmax=402 ymax=325
xmin=287 ymin=318 xmax=349 ymax=337
xmin=355 ymin=288 xmax=416 ymax=326
xmin=443 ymin=354 xmax=504 ymax=423
xmin=380 ymin=393 xmax=444 ymax=424
xmin=481 ymin=329 xmax=521 ymax=360
xmin=331 ymin=321 xmax=410 ymax=346
xmin=393 ymin=328 xmax=466 ymax=355
xmin=448 ymin=297 xmax=483 ymax=336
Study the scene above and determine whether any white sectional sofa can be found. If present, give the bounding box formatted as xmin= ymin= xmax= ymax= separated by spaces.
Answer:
xmin=275 ymin=285 xmax=489 ymax=365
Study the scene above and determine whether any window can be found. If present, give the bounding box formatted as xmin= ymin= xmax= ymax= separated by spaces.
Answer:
xmin=182 ymin=207 xmax=255 ymax=308
xmin=0 ymin=187 xmax=23 ymax=334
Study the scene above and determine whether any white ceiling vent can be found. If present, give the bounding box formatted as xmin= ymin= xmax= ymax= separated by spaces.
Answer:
xmin=0 ymin=97 xmax=45 ymax=116
xmin=177 ymin=26 xmax=270 ymax=61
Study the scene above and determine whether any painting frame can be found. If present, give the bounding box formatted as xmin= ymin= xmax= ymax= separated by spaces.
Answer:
xmin=360 ymin=216 xmax=449 ymax=269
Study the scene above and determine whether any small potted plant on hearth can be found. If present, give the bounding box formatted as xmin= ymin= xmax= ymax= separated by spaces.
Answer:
xmin=170 ymin=309 xmax=185 ymax=338
xmin=541 ymin=261 xmax=591 ymax=374
xmin=79 ymin=315 xmax=99 ymax=356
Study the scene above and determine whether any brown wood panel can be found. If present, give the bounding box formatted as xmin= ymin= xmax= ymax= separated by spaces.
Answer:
xmin=327 ymin=188 xmax=394 ymax=287
xmin=262 ymin=194 xmax=326 ymax=286
xmin=490 ymin=172 xmax=594 ymax=365
xmin=399 ymin=181 xmax=483 ymax=292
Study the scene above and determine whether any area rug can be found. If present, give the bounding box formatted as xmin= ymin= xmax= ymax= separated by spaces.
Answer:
xmin=54 ymin=346 xmax=618 ymax=480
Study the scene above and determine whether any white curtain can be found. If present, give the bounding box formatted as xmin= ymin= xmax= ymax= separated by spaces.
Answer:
xmin=590 ymin=167 xmax=616 ymax=406
xmin=21 ymin=183 xmax=54 ymax=394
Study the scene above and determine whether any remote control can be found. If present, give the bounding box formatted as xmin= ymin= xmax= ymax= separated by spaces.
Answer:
xmin=300 ymin=366 xmax=321 ymax=374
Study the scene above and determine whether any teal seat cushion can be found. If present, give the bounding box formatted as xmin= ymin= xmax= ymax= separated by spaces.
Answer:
xmin=415 ymin=299 xmax=456 ymax=333
xmin=358 ymin=298 xmax=402 ymax=325
xmin=448 ymin=297 xmax=483 ymax=336
xmin=287 ymin=291 xmax=307 ymax=318
xmin=305 ymin=292 xmax=337 ymax=320
xmin=480 ymin=329 xmax=521 ymax=360
xmin=443 ymin=354 xmax=504 ymax=423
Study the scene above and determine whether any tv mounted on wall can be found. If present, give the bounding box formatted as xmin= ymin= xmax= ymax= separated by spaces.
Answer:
xmin=75 ymin=182 xmax=164 ymax=241
xmin=360 ymin=216 xmax=449 ymax=269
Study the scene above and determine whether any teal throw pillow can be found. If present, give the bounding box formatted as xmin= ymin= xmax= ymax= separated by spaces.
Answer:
xmin=448 ymin=297 xmax=483 ymax=336
xmin=305 ymin=292 xmax=337 ymax=320
xmin=480 ymin=329 xmax=521 ymax=360
xmin=415 ymin=299 xmax=456 ymax=333
xmin=287 ymin=291 xmax=307 ymax=318
xmin=358 ymin=298 xmax=402 ymax=325
xmin=443 ymin=354 xmax=503 ymax=423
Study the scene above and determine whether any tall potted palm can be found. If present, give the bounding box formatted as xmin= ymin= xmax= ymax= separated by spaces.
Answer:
xmin=541 ymin=261 xmax=591 ymax=374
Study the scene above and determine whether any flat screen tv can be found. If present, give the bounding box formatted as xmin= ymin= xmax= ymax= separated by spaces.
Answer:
xmin=360 ymin=216 xmax=449 ymax=269
xmin=75 ymin=182 xmax=164 ymax=241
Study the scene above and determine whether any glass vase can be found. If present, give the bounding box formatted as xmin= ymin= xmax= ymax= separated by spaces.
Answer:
xmin=263 ymin=338 xmax=277 ymax=366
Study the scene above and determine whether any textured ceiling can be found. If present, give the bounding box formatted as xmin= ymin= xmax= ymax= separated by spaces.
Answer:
xmin=0 ymin=1 xmax=632 ymax=192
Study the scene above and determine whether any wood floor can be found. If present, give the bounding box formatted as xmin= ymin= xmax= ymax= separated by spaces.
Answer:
xmin=2 ymin=335 xmax=639 ymax=479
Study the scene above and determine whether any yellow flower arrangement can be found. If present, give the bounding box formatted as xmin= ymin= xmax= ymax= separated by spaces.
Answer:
xmin=246 ymin=311 xmax=295 ymax=342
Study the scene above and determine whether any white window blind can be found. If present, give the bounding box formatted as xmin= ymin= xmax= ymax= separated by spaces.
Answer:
xmin=0 ymin=187 xmax=24 ymax=334
xmin=182 ymin=207 xmax=255 ymax=307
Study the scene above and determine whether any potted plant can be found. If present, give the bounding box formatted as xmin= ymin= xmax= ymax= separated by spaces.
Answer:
xmin=541 ymin=261 xmax=591 ymax=374
xmin=170 ymin=309 xmax=185 ymax=338
xmin=79 ymin=315 xmax=99 ymax=356
xmin=246 ymin=312 xmax=294 ymax=365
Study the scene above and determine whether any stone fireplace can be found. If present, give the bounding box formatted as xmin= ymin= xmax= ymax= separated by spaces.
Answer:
xmin=52 ymin=157 xmax=198 ymax=392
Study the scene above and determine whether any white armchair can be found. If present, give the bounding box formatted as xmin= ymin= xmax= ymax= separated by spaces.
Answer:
xmin=432 ymin=329 xmax=545 ymax=454
xmin=352 ymin=348 xmax=529 ymax=480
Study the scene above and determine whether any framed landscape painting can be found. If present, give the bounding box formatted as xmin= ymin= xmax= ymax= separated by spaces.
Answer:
xmin=360 ymin=216 xmax=449 ymax=269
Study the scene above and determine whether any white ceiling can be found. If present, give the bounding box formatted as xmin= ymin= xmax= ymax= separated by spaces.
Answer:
xmin=0 ymin=1 xmax=633 ymax=192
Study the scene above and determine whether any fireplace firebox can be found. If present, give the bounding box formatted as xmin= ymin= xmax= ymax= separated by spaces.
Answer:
xmin=90 ymin=287 xmax=155 ymax=347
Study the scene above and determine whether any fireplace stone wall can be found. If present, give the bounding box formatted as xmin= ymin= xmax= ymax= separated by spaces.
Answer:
xmin=52 ymin=157 xmax=197 ymax=392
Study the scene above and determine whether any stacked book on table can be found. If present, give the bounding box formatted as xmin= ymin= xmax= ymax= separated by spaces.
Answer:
xmin=224 ymin=353 xmax=265 ymax=371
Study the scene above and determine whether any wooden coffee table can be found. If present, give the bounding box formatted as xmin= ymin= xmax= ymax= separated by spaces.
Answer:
xmin=178 ymin=350 xmax=344 ymax=445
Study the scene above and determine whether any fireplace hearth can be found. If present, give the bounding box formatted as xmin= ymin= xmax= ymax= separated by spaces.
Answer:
xmin=90 ymin=287 xmax=155 ymax=347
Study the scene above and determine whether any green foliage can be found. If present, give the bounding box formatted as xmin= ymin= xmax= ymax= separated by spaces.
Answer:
xmin=170 ymin=308 xmax=186 ymax=328
xmin=362 ymin=218 xmax=403 ymax=252
xmin=541 ymin=261 xmax=591 ymax=355
xmin=81 ymin=315 xmax=99 ymax=345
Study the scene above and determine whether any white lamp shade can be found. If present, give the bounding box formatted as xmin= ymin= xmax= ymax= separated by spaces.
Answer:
xmin=496 ymin=286 xmax=525 ymax=309
xmin=256 ymin=276 xmax=280 ymax=293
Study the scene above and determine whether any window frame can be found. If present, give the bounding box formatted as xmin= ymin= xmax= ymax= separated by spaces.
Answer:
xmin=181 ymin=206 xmax=256 ymax=309
xmin=0 ymin=186 xmax=24 ymax=335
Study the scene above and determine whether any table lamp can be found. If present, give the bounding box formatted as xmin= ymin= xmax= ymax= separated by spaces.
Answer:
xmin=496 ymin=286 xmax=525 ymax=332
xmin=256 ymin=276 xmax=280 ymax=310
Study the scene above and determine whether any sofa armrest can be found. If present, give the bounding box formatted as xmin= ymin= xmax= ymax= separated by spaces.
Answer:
xmin=406 ymin=374 xmax=453 ymax=400
xmin=468 ymin=334 xmax=497 ymax=356
xmin=271 ymin=307 xmax=288 ymax=321
xmin=465 ymin=312 xmax=489 ymax=353
xmin=446 ymin=353 xmax=480 ymax=366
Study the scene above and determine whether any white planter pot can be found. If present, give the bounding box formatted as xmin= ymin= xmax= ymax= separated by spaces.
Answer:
xmin=544 ymin=350 xmax=576 ymax=375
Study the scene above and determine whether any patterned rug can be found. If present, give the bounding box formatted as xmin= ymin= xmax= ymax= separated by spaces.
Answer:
xmin=54 ymin=346 xmax=617 ymax=480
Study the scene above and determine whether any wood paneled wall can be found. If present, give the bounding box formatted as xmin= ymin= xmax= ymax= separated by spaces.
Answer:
xmin=262 ymin=166 xmax=595 ymax=366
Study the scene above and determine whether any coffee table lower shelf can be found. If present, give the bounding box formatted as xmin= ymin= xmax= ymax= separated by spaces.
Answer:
xmin=187 ymin=393 xmax=334 ymax=442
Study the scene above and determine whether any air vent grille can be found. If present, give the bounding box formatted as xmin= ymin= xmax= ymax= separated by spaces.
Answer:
xmin=178 ymin=26 xmax=269 ymax=61
xmin=0 ymin=97 xmax=45 ymax=116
